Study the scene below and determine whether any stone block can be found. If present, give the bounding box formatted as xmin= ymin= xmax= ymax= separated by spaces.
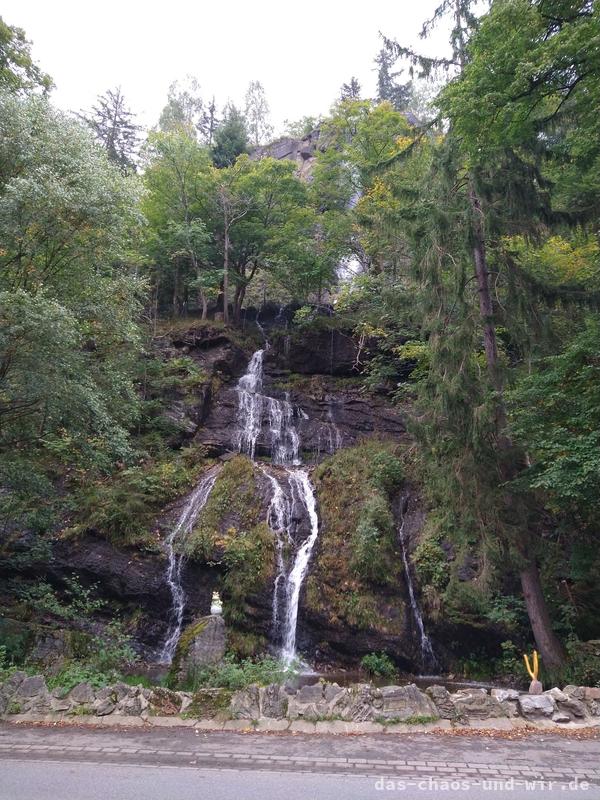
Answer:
xmin=94 ymin=699 xmax=116 ymax=716
xmin=69 ymin=682 xmax=95 ymax=705
xmin=260 ymin=684 xmax=288 ymax=719
xmin=426 ymin=685 xmax=455 ymax=719
xmin=230 ymin=684 xmax=260 ymax=719
xmin=491 ymin=688 xmax=519 ymax=703
xmin=518 ymin=693 xmax=556 ymax=718
xmin=451 ymin=689 xmax=506 ymax=719
xmin=289 ymin=719 xmax=316 ymax=733
xmin=14 ymin=675 xmax=47 ymax=699
xmin=379 ymin=684 xmax=438 ymax=721
xmin=563 ymin=685 xmax=585 ymax=700
xmin=254 ymin=717 xmax=290 ymax=732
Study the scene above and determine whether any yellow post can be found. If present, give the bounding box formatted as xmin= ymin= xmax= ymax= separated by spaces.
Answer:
xmin=523 ymin=649 xmax=539 ymax=681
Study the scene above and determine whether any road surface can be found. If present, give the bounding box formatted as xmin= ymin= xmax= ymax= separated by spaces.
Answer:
xmin=1 ymin=722 xmax=599 ymax=799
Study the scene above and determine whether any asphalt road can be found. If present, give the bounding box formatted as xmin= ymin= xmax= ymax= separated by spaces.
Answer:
xmin=1 ymin=723 xmax=599 ymax=799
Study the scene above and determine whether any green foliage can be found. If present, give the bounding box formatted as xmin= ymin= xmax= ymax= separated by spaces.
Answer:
xmin=182 ymin=654 xmax=293 ymax=692
xmin=222 ymin=523 xmax=274 ymax=624
xmin=12 ymin=576 xmax=105 ymax=621
xmin=375 ymin=715 xmax=438 ymax=726
xmin=211 ymin=104 xmax=249 ymax=168
xmin=510 ymin=321 xmax=600 ymax=523
xmin=184 ymin=456 xmax=261 ymax=559
xmin=46 ymin=662 xmax=114 ymax=693
xmin=412 ymin=539 xmax=449 ymax=593
xmin=309 ymin=439 xmax=406 ymax=633
xmin=360 ymin=651 xmax=397 ymax=678
xmin=0 ymin=17 xmax=52 ymax=94
xmin=351 ymin=495 xmax=395 ymax=583
xmin=0 ymin=91 xmax=144 ymax=534
xmin=499 ymin=640 xmax=522 ymax=679
xmin=181 ymin=456 xmax=274 ymax=623
xmin=68 ymin=450 xmax=204 ymax=546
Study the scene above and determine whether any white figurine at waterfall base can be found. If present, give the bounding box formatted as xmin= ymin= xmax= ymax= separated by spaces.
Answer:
xmin=210 ymin=591 xmax=223 ymax=616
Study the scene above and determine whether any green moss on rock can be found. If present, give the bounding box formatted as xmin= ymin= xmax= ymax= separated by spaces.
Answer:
xmin=310 ymin=438 xmax=406 ymax=635
xmin=184 ymin=456 xmax=263 ymax=560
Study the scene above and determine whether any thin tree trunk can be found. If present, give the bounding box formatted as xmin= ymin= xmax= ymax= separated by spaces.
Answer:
xmin=199 ymin=290 xmax=208 ymax=320
xmin=234 ymin=284 xmax=246 ymax=324
xmin=172 ymin=261 xmax=180 ymax=317
xmin=223 ymin=223 xmax=230 ymax=325
xmin=520 ymin=563 xmax=566 ymax=672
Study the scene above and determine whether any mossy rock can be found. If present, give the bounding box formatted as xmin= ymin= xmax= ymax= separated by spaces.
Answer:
xmin=168 ymin=616 xmax=226 ymax=686
xmin=309 ymin=438 xmax=406 ymax=635
xmin=185 ymin=687 xmax=232 ymax=719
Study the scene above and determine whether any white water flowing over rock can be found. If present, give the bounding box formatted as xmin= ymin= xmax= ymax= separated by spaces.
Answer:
xmin=235 ymin=349 xmax=264 ymax=459
xmin=281 ymin=469 xmax=320 ymax=664
xmin=398 ymin=497 xmax=437 ymax=671
xmin=260 ymin=466 xmax=291 ymax=633
xmin=235 ymin=349 xmax=319 ymax=664
xmin=160 ymin=467 xmax=220 ymax=664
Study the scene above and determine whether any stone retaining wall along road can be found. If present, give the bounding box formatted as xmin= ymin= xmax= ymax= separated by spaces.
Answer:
xmin=1 ymin=672 xmax=600 ymax=733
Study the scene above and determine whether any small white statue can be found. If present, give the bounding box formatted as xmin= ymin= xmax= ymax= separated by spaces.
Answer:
xmin=210 ymin=591 xmax=223 ymax=616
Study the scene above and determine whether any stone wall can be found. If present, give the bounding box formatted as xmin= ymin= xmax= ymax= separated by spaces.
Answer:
xmin=2 ymin=673 xmax=599 ymax=732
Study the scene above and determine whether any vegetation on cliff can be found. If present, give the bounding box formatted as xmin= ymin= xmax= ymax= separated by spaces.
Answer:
xmin=1 ymin=2 xmax=600 ymax=683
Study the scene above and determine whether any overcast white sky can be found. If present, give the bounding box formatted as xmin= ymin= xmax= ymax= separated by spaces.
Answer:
xmin=3 ymin=0 xmax=451 ymax=134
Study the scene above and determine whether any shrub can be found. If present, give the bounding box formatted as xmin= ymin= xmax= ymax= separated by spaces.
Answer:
xmin=361 ymin=652 xmax=397 ymax=679
xmin=412 ymin=539 xmax=449 ymax=592
xmin=183 ymin=654 xmax=295 ymax=692
xmin=351 ymin=495 xmax=395 ymax=584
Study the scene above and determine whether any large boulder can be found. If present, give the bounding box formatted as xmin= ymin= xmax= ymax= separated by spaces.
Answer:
xmin=378 ymin=684 xmax=439 ymax=721
xmin=171 ymin=615 xmax=226 ymax=683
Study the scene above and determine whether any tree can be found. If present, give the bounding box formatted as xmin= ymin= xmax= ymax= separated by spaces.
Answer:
xmin=142 ymin=130 xmax=216 ymax=318
xmin=340 ymin=77 xmax=361 ymax=101
xmin=204 ymin=96 xmax=219 ymax=146
xmin=244 ymin=80 xmax=273 ymax=147
xmin=0 ymin=91 xmax=143 ymax=493
xmin=283 ymin=115 xmax=321 ymax=138
xmin=0 ymin=16 xmax=52 ymax=94
xmin=211 ymin=104 xmax=249 ymax=168
xmin=374 ymin=47 xmax=412 ymax=111
xmin=81 ymin=87 xmax=141 ymax=173
xmin=381 ymin=0 xmax=595 ymax=669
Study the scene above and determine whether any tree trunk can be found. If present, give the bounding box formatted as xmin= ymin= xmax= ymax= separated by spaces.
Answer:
xmin=223 ymin=224 xmax=230 ymax=325
xmin=468 ymin=180 xmax=566 ymax=669
xmin=233 ymin=284 xmax=246 ymax=325
xmin=199 ymin=290 xmax=208 ymax=321
xmin=520 ymin=563 xmax=567 ymax=672
xmin=172 ymin=261 xmax=180 ymax=317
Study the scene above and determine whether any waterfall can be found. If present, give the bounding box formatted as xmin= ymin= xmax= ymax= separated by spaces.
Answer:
xmin=235 ymin=349 xmax=264 ymax=460
xmin=281 ymin=469 xmax=319 ymax=664
xmin=260 ymin=466 xmax=291 ymax=633
xmin=398 ymin=496 xmax=437 ymax=672
xmin=159 ymin=467 xmax=220 ymax=664
xmin=235 ymin=349 xmax=319 ymax=664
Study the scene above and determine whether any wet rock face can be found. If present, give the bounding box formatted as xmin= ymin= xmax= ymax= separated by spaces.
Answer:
xmin=48 ymin=534 xmax=221 ymax=654
xmin=194 ymin=365 xmax=406 ymax=461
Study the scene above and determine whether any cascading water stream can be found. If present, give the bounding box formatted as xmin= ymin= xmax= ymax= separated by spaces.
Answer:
xmin=281 ymin=469 xmax=319 ymax=664
xmin=397 ymin=496 xmax=437 ymax=671
xmin=159 ymin=467 xmax=220 ymax=664
xmin=235 ymin=347 xmax=319 ymax=664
